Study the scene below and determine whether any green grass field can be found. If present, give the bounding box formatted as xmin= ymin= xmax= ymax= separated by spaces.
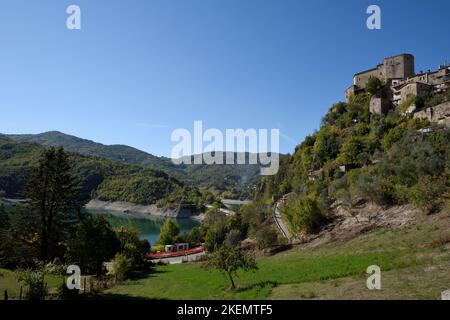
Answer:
xmin=104 ymin=209 xmax=450 ymax=300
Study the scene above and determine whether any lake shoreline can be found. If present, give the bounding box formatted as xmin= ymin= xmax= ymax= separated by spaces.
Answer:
xmin=85 ymin=199 xmax=204 ymax=220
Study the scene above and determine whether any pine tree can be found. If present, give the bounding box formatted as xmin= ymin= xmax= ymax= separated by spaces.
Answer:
xmin=25 ymin=147 xmax=79 ymax=261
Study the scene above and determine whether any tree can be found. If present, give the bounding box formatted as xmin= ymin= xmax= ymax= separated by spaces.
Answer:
xmin=0 ymin=204 xmax=8 ymax=231
xmin=0 ymin=204 xmax=11 ymax=266
xmin=186 ymin=226 xmax=205 ymax=246
xmin=0 ymin=206 xmax=40 ymax=267
xmin=116 ymin=226 xmax=150 ymax=267
xmin=365 ymin=77 xmax=383 ymax=96
xmin=338 ymin=136 xmax=370 ymax=167
xmin=207 ymin=245 xmax=257 ymax=289
xmin=25 ymin=147 xmax=80 ymax=261
xmin=157 ymin=219 xmax=180 ymax=245
xmin=65 ymin=214 xmax=121 ymax=275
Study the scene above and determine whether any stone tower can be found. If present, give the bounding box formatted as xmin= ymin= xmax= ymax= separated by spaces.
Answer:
xmin=381 ymin=54 xmax=415 ymax=80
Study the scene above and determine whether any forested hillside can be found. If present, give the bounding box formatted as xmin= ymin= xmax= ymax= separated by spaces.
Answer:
xmin=3 ymin=131 xmax=260 ymax=199
xmin=0 ymin=136 xmax=205 ymax=210
xmin=257 ymin=92 xmax=450 ymax=238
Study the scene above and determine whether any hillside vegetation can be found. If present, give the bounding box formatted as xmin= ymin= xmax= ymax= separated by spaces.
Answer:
xmin=0 ymin=136 xmax=205 ymax=209
xmin=3 ymin=132 xmax=260 ymax=199
xmin=258 ymin=92 xmax=449 ymax=238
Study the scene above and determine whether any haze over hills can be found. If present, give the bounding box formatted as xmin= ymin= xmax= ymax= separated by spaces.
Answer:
xmin=1 ymin=131 xmax=264 ymax=198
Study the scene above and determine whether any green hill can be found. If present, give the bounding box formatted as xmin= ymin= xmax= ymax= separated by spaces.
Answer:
xmin=3 ymin=131 xmax=261 ymax=199
xmin=258 ymin=92 xmax=449 ymax=238
xmin=0 ymin=136 xmax=204 ymax=210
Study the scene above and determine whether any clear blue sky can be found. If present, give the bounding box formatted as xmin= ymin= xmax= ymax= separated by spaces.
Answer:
xmin=1 ymin=0 xmax=449 ymax=157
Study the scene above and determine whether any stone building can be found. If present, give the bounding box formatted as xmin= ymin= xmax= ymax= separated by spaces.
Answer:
xmin=392 ymin=82 xmax=433 ymax=106
xmin=413 ymin=101 xmax=450 ymax=125
xmin=345 ymin=54 xmax=450 ymax=118
xmin=346 ymin=54 xmax=415 ymax=102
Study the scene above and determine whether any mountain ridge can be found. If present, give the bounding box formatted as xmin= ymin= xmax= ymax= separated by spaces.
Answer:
xmin=1 ymin=131 xmax=265 ymax=199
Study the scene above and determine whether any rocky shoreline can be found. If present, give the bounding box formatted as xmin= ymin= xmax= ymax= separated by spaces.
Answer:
xmin=85 ymin=199 xmax=201 ymax=219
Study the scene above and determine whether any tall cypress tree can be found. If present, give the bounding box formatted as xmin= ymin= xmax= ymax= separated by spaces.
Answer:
xmin=25 ymin=147 xmax=79 ymax=261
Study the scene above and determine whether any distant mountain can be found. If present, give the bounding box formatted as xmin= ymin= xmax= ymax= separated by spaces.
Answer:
xmin=2 ymin=131 xmax=265 ymax=199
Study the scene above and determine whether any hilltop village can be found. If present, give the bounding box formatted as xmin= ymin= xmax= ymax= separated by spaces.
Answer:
xmin=345 ymin=54 xmax=450 ymax=124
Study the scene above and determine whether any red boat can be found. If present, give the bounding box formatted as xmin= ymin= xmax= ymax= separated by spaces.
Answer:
xmin=145 ymin=245 xmax=204 ymax=260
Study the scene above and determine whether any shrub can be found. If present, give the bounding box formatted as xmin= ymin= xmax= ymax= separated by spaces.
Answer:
xmin=111 ymin=253 xmax=132 ymax=283
xmin=281 ymin=194 xmax=325 ymax=237
xmin=365 ymin=77 xmax=383 ymax=96
xmin=117 ymin=226 xmax=150 ymax=268
xmin=381 ymin=126 xmax=406 ymax=151
xmin=224 ymin=229 xmax=242 ymax=248
xmin=408 ymin=175 xmax=448 ymax=213
xmin=338 ymin=136 xmax=370 ymax=167
xmin=351 ymin=171 xmax=385 ymax=204
xmin=16 ymin=268 xmax=48 ymax=300
xmin=255 ymin=226 xmax=279 ymax=249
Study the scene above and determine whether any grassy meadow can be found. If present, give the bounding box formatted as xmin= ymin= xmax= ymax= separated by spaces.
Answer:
xmin=103 ymin=209 xmax=450 ymax=300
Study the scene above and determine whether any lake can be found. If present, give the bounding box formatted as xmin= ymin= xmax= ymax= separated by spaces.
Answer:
xmin=87 ymin=210 xmax=200 ymax=245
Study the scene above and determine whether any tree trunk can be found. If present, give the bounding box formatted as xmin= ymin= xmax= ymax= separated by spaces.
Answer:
xmin=227 ymin=272 xmax=236 ymax=289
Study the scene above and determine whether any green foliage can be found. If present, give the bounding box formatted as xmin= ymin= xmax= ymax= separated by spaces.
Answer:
xmin=281 ymin=194 xmax=325 ymax=236
xmin=350 ymin=169 xmax=385 ymax=204
xmin=224 ymin=229 xmax=242 ymax=248
xmin=16 ymin=268 xmax=48 ymax=300
xmin=348 ymin=92 xmax=371 ymax=108
xmin=201 ymin=206 xmax=227 ymax=251
xmin=365 ymin=77 xmax=383 ymax=96
xmin=313 ymin=127 xmax=340 ymax=167
xmin=338 ymin=136 xmax=370 ymax=167
xmin=381 ymin=125 xmax=407 ymax=151
xmin=0 ymin=204 xmax=11 ymax=267
xmin=255 ymin=225 xmax=279 ymax=249
xmin=157 ymin=219 xmax=180 ymax=245
xmin=423 ymin=90 xmax=450 ymax=108
xmin=0 ymin=136 xmax=207 ymax=209
xmin=25 ymin=147 xmax=80 ymax=261
xmin=185 ymin=226 xmax=205 ymax=247
xmin=95 ymin=174 xmax=176 ymax=204
xmin=346 ymin=127 xmax=449 ymax=207
xmin=407 ymin=175 xmax=448 ymax=213
xmin=65 ymin=214 xmax=121 ymax=275
xmin=240 ymin=200 xmax=270 ymax=239
xmin=116 ymin=226 xmax=150 ymax=268
xmin=206 ymin=245 xmax=258 ymax=289
xmin=3 ymin=132 xmax=261 ymax=200
xmin=111 ymin=253 xmax=133 ymax=283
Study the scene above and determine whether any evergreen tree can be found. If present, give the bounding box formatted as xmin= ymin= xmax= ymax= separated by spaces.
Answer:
xmin=66 ymin=214 xmax=121 ymax=275
xmin=25 ymin=147 xmax=80 ymax=261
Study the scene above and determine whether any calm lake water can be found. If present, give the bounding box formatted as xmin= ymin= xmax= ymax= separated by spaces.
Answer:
xmin=87 ymin=210 xmax=200 ymax=246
